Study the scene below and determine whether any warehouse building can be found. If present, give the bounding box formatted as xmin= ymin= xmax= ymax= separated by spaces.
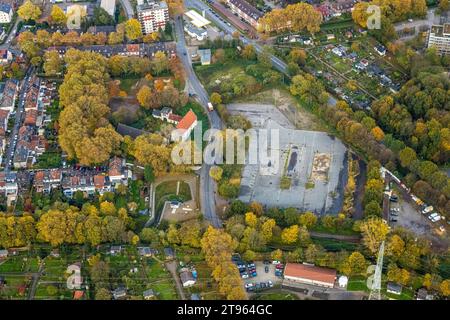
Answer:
xmin=284 ymin=263 xmax=337 ymax=288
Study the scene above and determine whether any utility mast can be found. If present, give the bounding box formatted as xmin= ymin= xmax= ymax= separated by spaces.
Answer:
xmin=369 ymin=241 xmax=385 ymax=300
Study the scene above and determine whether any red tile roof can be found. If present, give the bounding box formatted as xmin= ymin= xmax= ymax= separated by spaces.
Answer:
xmin=0 ymin=109 xmax=9 ymax=120
xmin=168 ymin=113 xmax=182 ymax=122
xmin=94 ymin=175 xmax=105 ymax=189
xmin=176 ymin=109 xmax=197 ymax=130
xmin=108 ymin=157 xmax=123 ymax=177
xmin=284 ymin=263 xmax=336 ymax=285
xmin=73 ymin=290 xmax=84 ymax=300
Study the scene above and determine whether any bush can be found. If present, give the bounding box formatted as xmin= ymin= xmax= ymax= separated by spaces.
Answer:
xmin=218 ymin=182 xmax=240 ymax=199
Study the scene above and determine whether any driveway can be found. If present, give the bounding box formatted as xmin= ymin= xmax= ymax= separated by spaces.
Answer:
xmin=165 ymin=260 xmax=186 ymax=300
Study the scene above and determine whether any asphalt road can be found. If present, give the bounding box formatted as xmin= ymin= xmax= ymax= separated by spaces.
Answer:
xmin=3 ymin=67 xmax=34 ymax=173
xmin=0 ymin=17 xmax=22 ymax=51
xmin=119 ymin=0 xmax=135 ymax=19
xmin=394 ymin=8 xmax=439 ymax=31
xmin=174 ymin=16 xmax=222 ymax=228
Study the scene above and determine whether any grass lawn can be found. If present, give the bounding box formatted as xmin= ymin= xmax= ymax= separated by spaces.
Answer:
xmin=26 ymin=257 xmax=40 ymax=273
xmin=348 ymin=276 xmax=414 ymax=300
xmin=311 ymin=223 xmax=360 ymax=236
xmin=0 ymin=256 xmax=27 ymax=273
xmin=194 ymin=58 xmax=256 ymax=93
xmin=118 ymin=77 xmax=141 ymax=94
xmin=0 ymin=275 xmax=30 ymax=299
xmin=145 ymin=258 xmax=178 ymax=300
xmin=154 ymin=180 xmax=192 ymax=216
xmin=152 ymin=281 xmax=178 ymax=300
xmin=311 ymin=238 xmax=358 ymax=252
xmin=252 ymin=290 xmax=299 ymax=300
xmin=347 ymin=276 xmax=368 ymax=291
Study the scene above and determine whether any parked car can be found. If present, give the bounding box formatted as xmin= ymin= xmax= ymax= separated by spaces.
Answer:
xmin=265 ymin=266 xmax=269 ymax=273
xmin=431 ymin=216 xmax=441 ymax=223
xmin=244 ymin=283 xmax=253 ymax=289
xmin=276 ymin=264 xmax=284 ymax=269
xmin=390 ymin=218 xmax=398 ymax=222
xmin=390 ymin=212 xmax=398 ymax=216
xmin=263 ymin=260 xmax=270 ymax=265
xmin=241 ymin=273 xmax=249 ymax=279
xmin=272 ymin=260 xmax=281 ymax=265
xmin=267 ymin=281 xmax=273 ymax=288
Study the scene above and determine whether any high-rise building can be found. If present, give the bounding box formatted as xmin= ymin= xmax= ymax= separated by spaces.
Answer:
xmin=0 ymin=3 xmax=13 ymax=24
xmin=137 ymin=1 xmax=169 ymax=35
xmin=427 ymin=24 xmax=450 ymax=55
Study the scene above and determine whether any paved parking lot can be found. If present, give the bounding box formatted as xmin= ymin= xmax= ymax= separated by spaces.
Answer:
xmin=228 ymin=103 xmax=348 ymax=215
xmin=243 ymin=262 xmax=282 ymax=287
xmin=389 ymin=196 xmax=448 ymax=250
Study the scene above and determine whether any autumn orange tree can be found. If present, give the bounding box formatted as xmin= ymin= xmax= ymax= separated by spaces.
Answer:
xmin=201 ymin=226 xmax=246 ymax=300
xmin=58 ymin=49 xmax=122 ymax=165
xmin=258 ymin=3 xmax=322 ymax=35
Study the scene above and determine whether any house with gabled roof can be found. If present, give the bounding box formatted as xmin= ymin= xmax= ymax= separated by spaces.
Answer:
xmin=172 ymin=109 xmax=197 ymax=142
xmin=0 ymin=79 xmax=18 ymax=112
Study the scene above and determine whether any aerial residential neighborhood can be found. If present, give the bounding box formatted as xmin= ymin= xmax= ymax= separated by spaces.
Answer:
xmin=0 ymin=0 xmax=448 ymax=308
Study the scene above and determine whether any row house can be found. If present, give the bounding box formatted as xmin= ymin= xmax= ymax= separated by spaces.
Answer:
xmin=0 ymin=109 xmax=8 ymax=165
xmin=108 ymin=156 xmax=129 ymax=186
xmin=226 ymin=0 xmax=262 ymax=29
xmin=62 ymin=175 xmax=96 ymax=198
xmin=329 ymin=0 xmax=356 ymax=16
xmin=62 ymin=174 xmax=115 ymax=198
xmin=47 ymin=42 xmax=177 ymax=59
xmin=13 ymin=79 xmax=54 ymax=169
xmin=33 ymin=157 xmax=129 ymax=197
xmin=24 ymin=75 xmax=40 ymax=111
xmin=13 ymin=126 xmax=42 ymax=169
xmin=33 ymin=169 xmax=63 ymax=193
xmin=0 ymin=49 xmax=12 ymax=65
xmin=0 ymin=79 xmax=19 ymax=112
xmin=0 ymin=171 xmax=18 ymax=205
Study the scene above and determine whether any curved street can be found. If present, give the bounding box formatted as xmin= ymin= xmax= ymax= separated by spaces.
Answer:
xmin=174 ymin=15 xmax=222 ymax=228
xmin=119 ymin=0 xmax=135 ymax=19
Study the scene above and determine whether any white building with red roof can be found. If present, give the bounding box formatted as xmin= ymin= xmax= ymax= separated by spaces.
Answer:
xmin=174 ymin=109 xmax=197 ymax=142
xmin=283 ymin=263 xmax=337 ymax=288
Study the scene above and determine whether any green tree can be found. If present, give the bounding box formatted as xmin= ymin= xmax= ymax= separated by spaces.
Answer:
xmin=399 ymin=147 xmax=417 ymax=168
xmin=210 ymin=92 xmax=222 ymax=106
xmin=144 ymin=165 xmax=155 ymax=184
xmin=364 ymin=200 xmax=382 ymax=217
